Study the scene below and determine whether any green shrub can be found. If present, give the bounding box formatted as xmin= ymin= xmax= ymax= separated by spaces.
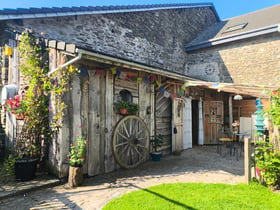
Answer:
xmin=254 ymin=140 xmax=280 ymax=187
xmin=0 ymin=155 xmax=16 ymax=182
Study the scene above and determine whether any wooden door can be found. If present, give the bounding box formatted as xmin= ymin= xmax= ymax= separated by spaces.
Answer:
xmin=172 ymin=98 xmax=184 ymax=152
xmin=155 ymin=81 xmax=172 ymax=155
xmin=203 ymin=101 xmax=223 ymax=144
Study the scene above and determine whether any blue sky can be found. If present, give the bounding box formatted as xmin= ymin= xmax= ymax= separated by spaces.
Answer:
xmin=0 ymin=0 xmax=279 ymax=19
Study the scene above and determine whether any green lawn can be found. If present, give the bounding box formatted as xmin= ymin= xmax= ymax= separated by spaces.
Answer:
xmin=103 ymin=183 xmax=280 ymax=210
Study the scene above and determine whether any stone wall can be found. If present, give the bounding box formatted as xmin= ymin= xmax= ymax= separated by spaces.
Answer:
xmin=185 ymin=33 xmax=280 ymax=87
xmin=5 ymin=7 xmax=218 ymax=74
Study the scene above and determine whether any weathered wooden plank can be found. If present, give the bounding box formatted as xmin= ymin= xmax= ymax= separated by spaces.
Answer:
xmin=104 ymin=71 xmax=116 ymax=173
xmin=87 ymin=70 xmax=102 ymax=176
xmin=80 ymin=71 xmax=89 ymax=173
xmin=99 ymin=74 xmax=106 ymax=174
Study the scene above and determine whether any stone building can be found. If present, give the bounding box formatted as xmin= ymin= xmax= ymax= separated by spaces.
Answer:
xmin=0 ymin=3 xmax=278 ymax=177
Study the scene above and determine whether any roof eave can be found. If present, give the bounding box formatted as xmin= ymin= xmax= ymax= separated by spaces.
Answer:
xmin=186 ymin=24 xmax=280 ymax=52
xmin=0 ymin=3 xmax=218 ymax=21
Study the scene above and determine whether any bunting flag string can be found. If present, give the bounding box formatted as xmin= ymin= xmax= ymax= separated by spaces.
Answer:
xmin=81 ymin=65 xmax=275 ymax=101
xmin=108 ymin=67 xmax=184 ymax=100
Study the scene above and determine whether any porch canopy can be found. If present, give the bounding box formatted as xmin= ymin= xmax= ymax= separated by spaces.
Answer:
xmin=182 ymin=80 xmax=278 ymax=99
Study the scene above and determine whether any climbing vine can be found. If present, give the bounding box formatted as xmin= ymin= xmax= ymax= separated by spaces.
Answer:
xmin=18 ymin=30 xmax=51 ymax=158
xmin=17 ymin=30 xmax=78 ymax=159
xmin=49 ymin=63 xmax=79 ymax=130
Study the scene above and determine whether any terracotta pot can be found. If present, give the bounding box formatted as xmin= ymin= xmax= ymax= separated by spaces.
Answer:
xmin=68 ymin=166 xmax=83 ymax=187
xmin=16 ymin=113 xmax=25 ymax=120
xmin=119 ymin=108 xmax=128 ymax=115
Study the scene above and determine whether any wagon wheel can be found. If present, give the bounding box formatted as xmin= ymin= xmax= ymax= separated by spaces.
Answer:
xmin=112 ymin=115 xmax=149 ymax=168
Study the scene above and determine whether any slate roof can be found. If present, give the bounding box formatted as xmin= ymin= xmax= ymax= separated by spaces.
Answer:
xmin=186 ymin=4 xmax=280 ymax=51
xmin=0 ymin=3 xmax=219 ymax=20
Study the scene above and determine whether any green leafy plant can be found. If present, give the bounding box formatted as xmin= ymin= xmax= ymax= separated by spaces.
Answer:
xmin=16 ymin=30 xmax=51 ymax=160
xmin=270 ymin=89 xmax=280 ymax=128
xmin=0 ymin=154 xmax=16 ymax=182
xmin=150 ymin=134 xmax=163 ymax=153
xmin=68 ymin=133 xmax=89 ymax=167
xmin=254 ymin=140 xmax=280 ymax=188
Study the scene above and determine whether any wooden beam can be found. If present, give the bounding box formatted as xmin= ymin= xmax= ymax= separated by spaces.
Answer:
xmin=48 ymin=40 xmax=57 ymax=49
xmin=57 ymin=41 xmax=66 ymax=50
xmin=66 ymin=44 xmax=76 ymax=54
xmin=229 ymin=94 xmax=233 ymax=131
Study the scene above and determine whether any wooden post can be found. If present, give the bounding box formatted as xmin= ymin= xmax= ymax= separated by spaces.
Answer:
xmin=244 ymin=137 xmax=251 ymax=184
xmin=229 ymin=95 xmax=233 ymax=132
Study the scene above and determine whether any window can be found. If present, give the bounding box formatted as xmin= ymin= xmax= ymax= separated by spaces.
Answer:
xmin=223 ymin=23 xmax=248 ymax=33
xmin=119 ymin=89 xmax=132 ymax=102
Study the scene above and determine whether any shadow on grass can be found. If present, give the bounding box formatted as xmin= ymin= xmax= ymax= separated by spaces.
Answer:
xmin=135 ymin=185 xmax=197 ymax=210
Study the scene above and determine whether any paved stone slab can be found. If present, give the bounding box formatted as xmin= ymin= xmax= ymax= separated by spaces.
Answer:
xmin=0 ymin=146 xmax=245 ymax=209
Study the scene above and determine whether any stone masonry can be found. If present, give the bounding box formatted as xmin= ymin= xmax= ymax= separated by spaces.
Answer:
xmin=5 ymin=7 xmax=218 ymax=75
xmin=186 ymin=33 xmax=280 ymax=86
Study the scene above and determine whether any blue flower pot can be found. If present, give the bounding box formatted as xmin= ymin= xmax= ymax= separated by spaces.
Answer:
xmin=150 ymin=152 xmax=162 ymax=161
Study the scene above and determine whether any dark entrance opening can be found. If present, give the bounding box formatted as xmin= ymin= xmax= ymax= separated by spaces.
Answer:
xmin=192 ymin=100 xmax=199 ymax=145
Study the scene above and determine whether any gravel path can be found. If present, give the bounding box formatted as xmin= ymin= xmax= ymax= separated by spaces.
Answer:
xmin=0 ymin=146 xmax=245 ymax=210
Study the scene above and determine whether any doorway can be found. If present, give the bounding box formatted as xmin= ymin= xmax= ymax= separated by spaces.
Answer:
xmin=192 ymin=100 xmax=199 ymax=145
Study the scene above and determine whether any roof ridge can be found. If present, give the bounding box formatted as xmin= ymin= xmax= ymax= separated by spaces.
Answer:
xmin=0 ymin=3 xmax=213 ymax=12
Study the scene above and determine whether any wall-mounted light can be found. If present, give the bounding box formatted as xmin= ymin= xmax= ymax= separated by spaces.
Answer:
xmin=233 ymin=94 xmax=243 ymax=100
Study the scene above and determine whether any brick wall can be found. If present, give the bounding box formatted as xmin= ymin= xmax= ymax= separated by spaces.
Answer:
xmin=5 ymin=7 xmax=218 ymax=74
xmin=185 ymin=33 xmax=280 ymax=87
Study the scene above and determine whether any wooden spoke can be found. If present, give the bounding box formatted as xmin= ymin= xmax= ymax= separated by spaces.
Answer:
xmin=112 ymin=115 xmax=149 ymax=168
xmin=115 ymin=141 xmax=128 ymax=147
xmin=117 ymin=131 xmax=129 ymax=140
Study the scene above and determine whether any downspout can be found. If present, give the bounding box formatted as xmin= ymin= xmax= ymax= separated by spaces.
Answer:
xmin=47 ymin=51 xmax=82 ymax=76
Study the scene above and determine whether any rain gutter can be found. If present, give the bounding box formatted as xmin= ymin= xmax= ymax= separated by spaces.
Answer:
xmin=47 ymin=51 xmax=82 ymax=76
xmin=186 ymin=24 xmax=280 ymax=51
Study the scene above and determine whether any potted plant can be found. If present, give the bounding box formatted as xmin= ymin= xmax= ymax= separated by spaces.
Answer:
xmin=13 ymin=133 xmax=41 ymax=181
xmin=67 ymin=132 xmax=88 ymax=187
xmin=150 ymin=134 xmax=163 ymax=161
xmin=11 ymin=30 xmax=52 ymax=181
xmin=115 ymin=100 xmax=129 ymax=115
xmin=115 ymin=100 xmax=139 ymax=115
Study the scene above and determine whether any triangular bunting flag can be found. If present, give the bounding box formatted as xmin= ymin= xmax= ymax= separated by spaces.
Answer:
xmin=164 ymin=91 xmax=171 ymax=98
